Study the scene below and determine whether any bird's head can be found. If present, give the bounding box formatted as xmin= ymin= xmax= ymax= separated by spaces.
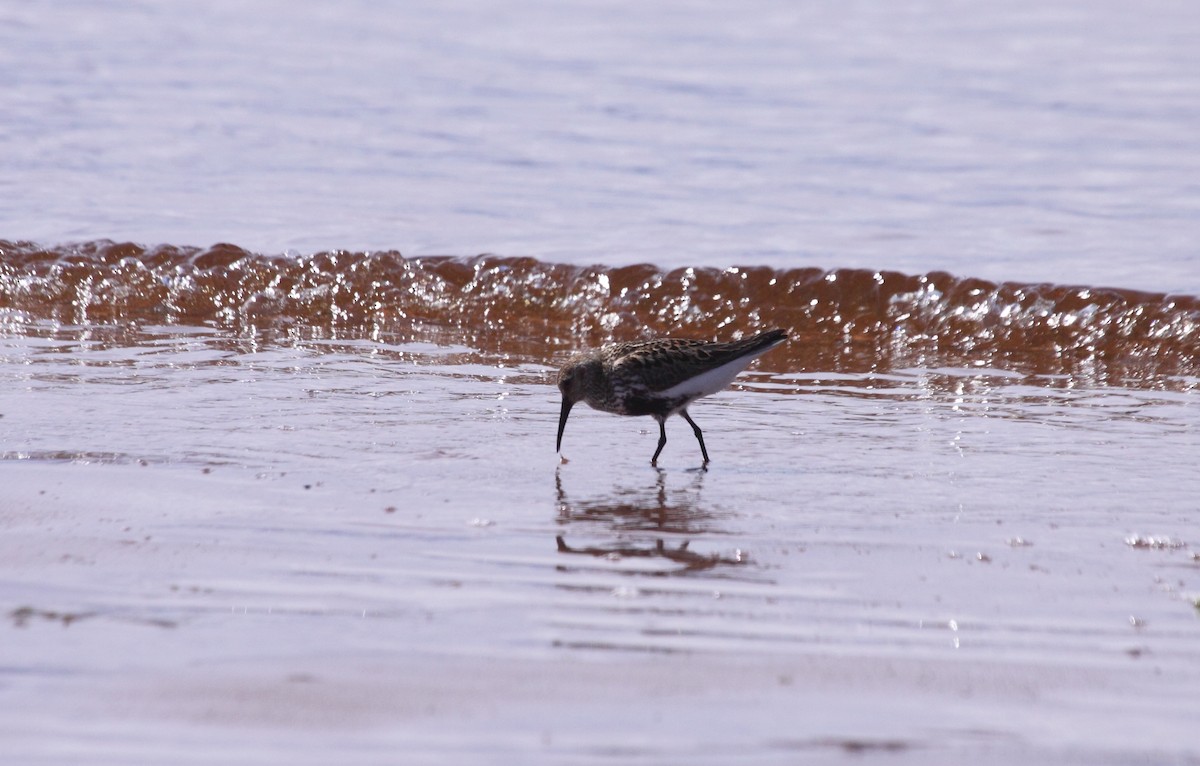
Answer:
xmin=555 ymin=357 xmax=598 ymax=453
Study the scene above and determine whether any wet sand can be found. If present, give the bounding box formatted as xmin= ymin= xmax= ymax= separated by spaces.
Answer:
xmin=4 ymin=461 xmax=1198 ymax=765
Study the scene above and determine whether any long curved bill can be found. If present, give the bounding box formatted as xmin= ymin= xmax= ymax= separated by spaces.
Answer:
xmin=556 ymin=397 xmax=574 ymax=452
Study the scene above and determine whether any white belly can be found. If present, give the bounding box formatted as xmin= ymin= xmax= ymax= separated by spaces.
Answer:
xmin=657 ymin=354 xmax=762 ymax=402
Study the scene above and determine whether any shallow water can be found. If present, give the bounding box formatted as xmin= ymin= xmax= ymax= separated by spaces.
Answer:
xmin=2 ymin=289 xmax=1199 ymax=762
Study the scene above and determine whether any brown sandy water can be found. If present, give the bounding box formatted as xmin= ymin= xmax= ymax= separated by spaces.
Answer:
xmin=2 ymin=244 xmax=1198 ymax=763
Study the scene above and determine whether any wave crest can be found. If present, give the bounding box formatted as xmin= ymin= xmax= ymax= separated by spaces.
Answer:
xmin=3 ymin=240 xmax=1197 ymax=384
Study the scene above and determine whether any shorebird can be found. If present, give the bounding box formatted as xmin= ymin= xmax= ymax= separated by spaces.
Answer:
xmin=555 ymin=328 xmax=787 ymax=465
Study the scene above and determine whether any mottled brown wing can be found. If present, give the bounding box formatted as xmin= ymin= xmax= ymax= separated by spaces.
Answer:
xmin=610 ymin=330 xmax=786 ymax=393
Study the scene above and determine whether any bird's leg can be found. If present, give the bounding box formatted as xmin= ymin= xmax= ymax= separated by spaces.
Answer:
xmin=650 ymin=415 xmax=668 ymax=465
xmin=680 ymin=409 xmax=710 ymax=464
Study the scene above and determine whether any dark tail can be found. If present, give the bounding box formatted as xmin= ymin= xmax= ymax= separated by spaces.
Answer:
xmin=728 ymin=328 xmax=788 ymax=358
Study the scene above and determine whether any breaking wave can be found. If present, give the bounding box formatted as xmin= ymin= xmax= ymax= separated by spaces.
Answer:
xmin=2 ymin=240 xmax=1198 ymax=386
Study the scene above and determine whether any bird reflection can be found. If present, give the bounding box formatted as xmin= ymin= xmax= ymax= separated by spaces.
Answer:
xmin=554 ymin=536 xmax=746 ymax=574
xmin=554 ymin=467 xmax=747 ymax=574
xmin=555 ymin=466 xmax=712 ymax=533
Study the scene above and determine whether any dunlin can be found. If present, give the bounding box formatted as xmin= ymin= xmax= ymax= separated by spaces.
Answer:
xmin=556 ymin=328 xmax=787 ymax=465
